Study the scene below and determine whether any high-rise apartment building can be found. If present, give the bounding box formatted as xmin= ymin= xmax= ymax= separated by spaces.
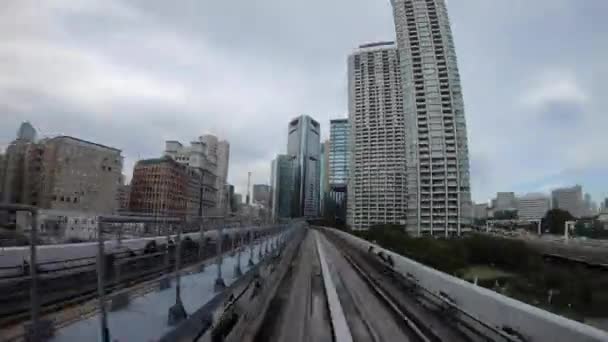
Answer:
xmin=39 ymin=136 xmax=123 ymax=214
xmin=347 ymin=42 xmax=407 ymax=230
xmin=287 ymin=115 xmax=321 ymax=217
xmin=270 ymin=155 xmax=296 ymax=221
xmin=517 ymin=193 xmax=550 ymax=221
xmin=552 ymin=185 xmax=583 ymax=218
xmin=393 ymin=0 xmax=472 ymax=235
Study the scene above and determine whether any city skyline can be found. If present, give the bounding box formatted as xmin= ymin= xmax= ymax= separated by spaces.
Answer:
xmin=1 ymin=1 xmax=606 ymax=203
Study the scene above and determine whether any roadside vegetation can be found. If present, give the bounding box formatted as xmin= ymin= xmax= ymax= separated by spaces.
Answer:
xmin=331 ymin=224 xmax=608 ymax=321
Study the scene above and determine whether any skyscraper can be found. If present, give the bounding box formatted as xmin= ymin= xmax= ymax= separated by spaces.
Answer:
xmin=347 ymin=42 xmax=407 ymax=230
xmin=329 ymin=119 xmax=349 ymax=222
xmin=393 ymin=0 xmax=472 ymax=235
xmin=270 ymin=155 xmax=296 ymax=221
xmin=252 ymin=184 xmax=271 ymax=206
xmin=320 ymin=140 xmax=330 ymax=215
xmin=287 ymin=115 xmax=321 ymax=217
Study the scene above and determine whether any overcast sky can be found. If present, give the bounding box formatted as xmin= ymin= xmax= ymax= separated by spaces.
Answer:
xmin=1 ymin=0 xmax=606 ymax=204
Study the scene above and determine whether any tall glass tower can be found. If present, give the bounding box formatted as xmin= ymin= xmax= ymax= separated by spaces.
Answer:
xmin=287 ymin=115 xmax=321 ymax=217
xmin=392 ymin=0 xmax=472 ymax=236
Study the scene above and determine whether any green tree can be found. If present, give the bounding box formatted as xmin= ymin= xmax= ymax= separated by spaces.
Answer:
xmin=543 ymin=209 xmax=575 ymax=235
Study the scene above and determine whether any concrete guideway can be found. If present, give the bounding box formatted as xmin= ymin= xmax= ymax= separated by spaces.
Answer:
xmin=314 ymin=230 xmax=353 ymax=342
xmin=316 ymin=230 xmax=434 ymax=342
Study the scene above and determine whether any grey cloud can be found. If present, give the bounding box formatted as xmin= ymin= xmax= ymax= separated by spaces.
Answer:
xmin=1 ymin=0 xmax=606 ymax=200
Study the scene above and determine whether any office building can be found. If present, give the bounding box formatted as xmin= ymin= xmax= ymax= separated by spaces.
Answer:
xmin=328 ymin=119 xmax=349 ymax=221
xmin=271 ymin=155 xmax=296 ymax=221
xmin=287 ymin=115 xmax=321 ymax=217
xmin=38 ymin=136 xmax=123 ymax=214
xmin=320 ymin=140 xmax=330 ymax=215
xmin=117 ymin=185 xmax=131 ymax=212
xmin=3 ymin=122 xmax=38 ymax=204
xmin=200 ymin=135 xmax=230 ymax=209
xmin=473 ymin=203 xmax=488 ymax=220
xmin=252 ymin=184 xmax=271 ymax=206
xmin=17 ymin=121 xmax=37 ymax=141
xmin=516 ymin=194 xmax=550 ymax=221
xmin=164 ymin=138 xmax=219 ymax=210
xmin=495 ymin=192 xmax=517 ymax=212
xmin=552 ymin=185 xmax=583 ymax=218
xmin=129 ymin=157 xmax=187 ymax=217
xmin=225 ymin=184 xmax=235 ymax=212
xmin=232 ymin=193 xmax=243 ymax=212
xmin=0 ymin=152 xmax=5 ymax=201
xmin=393 ymin=0 xmax=472 ymax=235
xmin=347 ymin=42 xmax=407 ymax=230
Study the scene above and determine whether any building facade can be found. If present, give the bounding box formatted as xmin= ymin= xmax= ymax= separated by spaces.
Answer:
xmin=252 ymin=184 xmax=271 ymax=206
xmin=328 ymin=119 xmax=349 ymax=222
xmin=200 ymin=135 xmax=230 ymax=210
xmin=2 ymin=122 xmax=38 ymax=204
xmin=495 ymin=192 xmax=517 ymax=212
xmin=516 ymin=194 xmax=550 ymax=221
xmin=473 ymin=203 xmax=488 ymax=220
xmin=552 ymin=185 xmax=583 ymax=218
xmin=271 ymin=154 xmax=296 ymax=221
xmin=38 ymin=136 xmax=123 ymax=214
xmin=347 ymin=42 xmax=407 ymax=230
xmin=320 ymin=140 xmax=330 ymax=215
xmin=164 ymin=138 xmax=219 ymax=213
xmin=129 ymin=157 xmax=188 ymax=217
xmin=393 ymin=0 xmax=472 ymax=235
xmin=287 ymin=115 xmax=321 ymax=217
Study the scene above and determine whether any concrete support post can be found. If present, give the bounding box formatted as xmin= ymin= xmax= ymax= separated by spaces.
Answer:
xmin=214 ymin=225 xmax=226 ymax=291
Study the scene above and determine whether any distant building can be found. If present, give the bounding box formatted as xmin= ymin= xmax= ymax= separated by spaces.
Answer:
xmin=271 ymin=154 xmax=296 ymax=221
xmin=287 ymin=115 xmax=321 ymax=217
xmin=200 ymin=135 xmax=230 ymax=210
xmin=37 ymin=136 xmax=123 ymax=214
xmin=116 ymin=185 xmax=131 ymax=212
xmin=495 ymin=192 xmax=517 ymax=212
xmin=328 ymin=119 xmax=349 ymax=222
xmin=252 ymin=184 xmax=271 ymax=206
xmin=129 ymin=157 xmax=187 ymax=217
xmin=0 ymin=152 xmax=5 ymax=201
xmin=473 ymin=203 xmax=488 ymax=220
xmin=517 ymin=194 xmax=550 ymax=221
xmin=225 ymin=184 xmax=235 ymax=213
xmin=17 ymin=121 xmax=37 ymax=141
xmin=319 ymin=140 xmax=330 ymax=215
xmin=2 ymin=122 xmax=38 ymax=204
xmin=232 ymin=193 xmax=243 ymax=212
xmin=164 ymin=138 xmax=218 ymax=211
xmin=552 ymin=185 xmax=583 ymax=218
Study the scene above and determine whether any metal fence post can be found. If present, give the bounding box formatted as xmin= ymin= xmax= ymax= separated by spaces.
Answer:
xmin=234 ymin=227 xmax=243 ymax=278
xmin=248 ymin=229 xmax=254 ymax=266
xmin=96 ymin=218 xmax=110 ymax=342
xmin=168 ymin=220 xmax=187 ymax=325
xmin=214 ymin=224 xmax=226 ymax=291
xmin=198 ymin=220 xmax=205 ymax=272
